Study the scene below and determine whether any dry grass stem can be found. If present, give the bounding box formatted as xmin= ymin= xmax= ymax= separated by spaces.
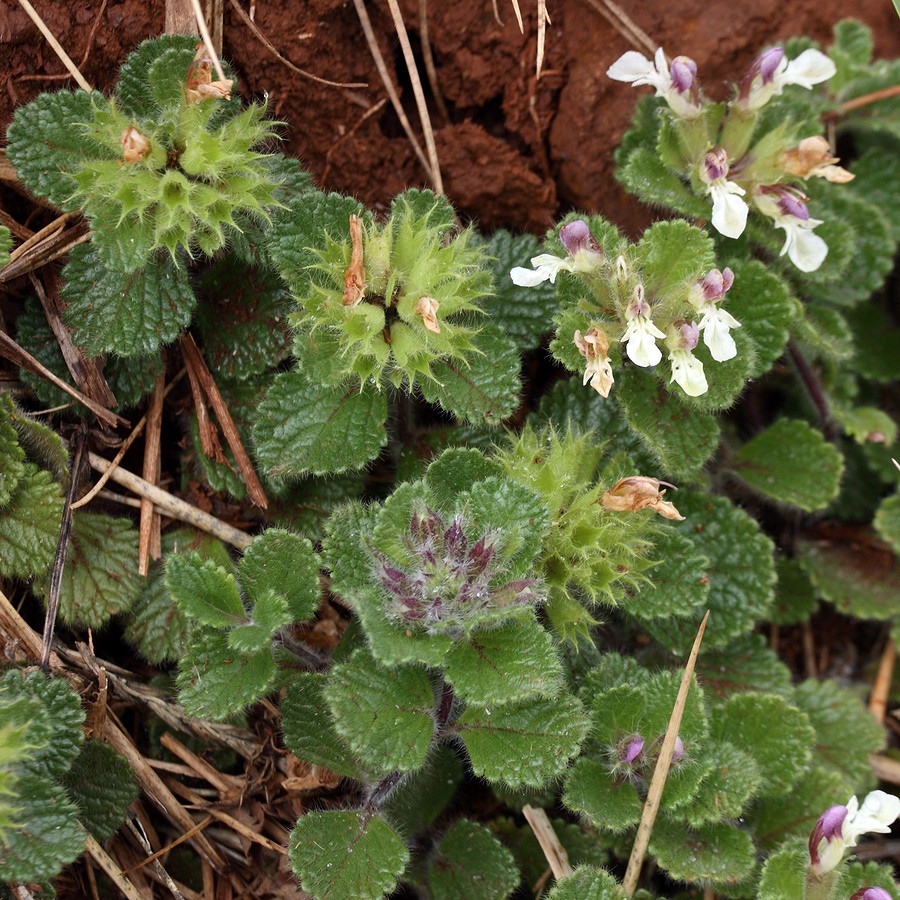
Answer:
xmin=179 ymin=334 xmax=268 ymax=508
xmin=227 ymin=0 xmax=366 ymax=88
xmin=580 ymin=0 xmax=656 ymax=56
xmin=418 ymin=0 xmax=450 ymax=123
xmin=138 ymin=373 xmax=166 ymax=576
xmin=536 ymin=0 xmax=550 ymax=78
xmin=14 ymin=0 xmax=93 ymax=92
xmin=188 ymin=0 xmax=228 ymax=83
xmin=623 ymin=610 xmax=711 ymax=896
xmin=0 ymin=221 xmax=92 ymax=285
xmin=822 ymin=84 xmax=900 ymax=120
xmin=869 ymin=637 xmax=896 ymax=725
xmin=72 ymin=369 xmax=185 ymax=510
xmin=385 ymin=0 xmax=444 ymax=195
xmin=509 ymin=0 xmax=524 ymax=31
xmin=88 ymin=451 xmax=254 ymax=549
xmin=352 ymin=0 xmax=433 ymax=179
xmin=124 ymin=817 xmax=187 ymax=900
xmin=83 ymin=835 xmax=145 ymax=900
xmin=522 ymin=804 xmax=573 ymax=881
xmin=7 ymin=212 xmax=76 ymax=263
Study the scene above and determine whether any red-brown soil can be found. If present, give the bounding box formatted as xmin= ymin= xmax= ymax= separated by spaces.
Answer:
xmin=1 ymin=0 xmax=898 ymax=237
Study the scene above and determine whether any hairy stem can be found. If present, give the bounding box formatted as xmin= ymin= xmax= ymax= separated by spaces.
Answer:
xmin=787 ymin=340 xmax=836 ymax=441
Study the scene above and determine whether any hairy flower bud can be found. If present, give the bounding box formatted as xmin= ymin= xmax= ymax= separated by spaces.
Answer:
xmin=120 ymin=125 xmax=150 ymax=163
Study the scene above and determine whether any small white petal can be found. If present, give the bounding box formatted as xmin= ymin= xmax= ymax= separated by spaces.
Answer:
xmin=710 ymin=181 xmax=749 ymax=239
xmin=846 ymin=791 xmax=900 ymax=845
xmin=778 ymin=222 xmax=829 ymax=272
xmin=510 ymin=266 xmax=551 ymax=287
xmin=622 ymin=317 xmax=664 ymax=367
xmin=781 ymin=49 xmax=837 ymax=89
xmin=670 ymin=349 xmax=708 ymax=396
xmin=607 ymin=51 xmax=656 ymax=85
xmin=700 ymin=308 xmax=741 ymax=362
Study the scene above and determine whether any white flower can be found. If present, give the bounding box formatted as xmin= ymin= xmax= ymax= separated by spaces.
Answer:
xmin=700 ymin=148 xmax=749 ymax=239
xmin=574 ymin=328 xmax=614 ymax=397
xmin=698 ymin=306 xmax=741 ymax=362
xmin=510 ymin=253 xmax=575 ymax=287
xmin=621 ymin=292 xmax=665 ymax=367
xmin=809 ymin=791 xmax=900 ymax=877
xmin=754 ymin=186 xmax=828 ymax=272
xmin=741 ymin=47 xmax=836 ymax=111
xmin=607 ymin=47 xmax=701 ymax=118
xmin=669 ymin=348 xmax=708 ymax=396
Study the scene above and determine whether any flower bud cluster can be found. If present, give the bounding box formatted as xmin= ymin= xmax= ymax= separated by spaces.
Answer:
xmin=372 ymin=506 xmax=540 ymax=636
xmin=512 ymin=220 xmax=741 ymax=398
xmin=607 ymin=43 xmax=853 ymax=272
xmin=609 ymin=731 xmax=687 ymax=781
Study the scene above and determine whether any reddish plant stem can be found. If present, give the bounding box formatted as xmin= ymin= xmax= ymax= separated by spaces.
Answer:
xmin=787 ymin=341 xmax=836 ymax=441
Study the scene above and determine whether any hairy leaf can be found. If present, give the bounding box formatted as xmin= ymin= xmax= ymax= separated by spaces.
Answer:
xmin=61 ymin=244 xmax=196 ymax=357
xmin=167 ymin=553 xmax=245 ymax=626
xmin=650 ymin=818 xmax=756 ymax=884
xmin=563 ymin=759 xmax=643 ymax=832
xmin=429 ymin=819 xmax=519 ymax=900
xmin=546 ymin=866 xmax=627 ymax=899
xmin=254 ymin=371 xmax=388 ymax=477
xmin=0 ymin=464 xmax=64 ymax=580
xmin=0 ymin=397 xmax=25 ymax=507
xmin=875 ymin=493 xmax=900 ymax=555
xmin=695 ymin=634 xmax=793 ymax=702
xmin=682 ymin=741 xmax=760 ymax=827
xmin=176 ymin=629 xmax=275 ymax=720
xmin=455 ymin=693 xmax=589 ymax=788
xmin=289 ymin=810 xmax=409 ymax=900
xmin=731 ymin=419 xmax=844 ymax=511
xmin=61 ymin=741 xmax=136 ymax=841
xmin=324 ymin=648 xmax=435 ymax=775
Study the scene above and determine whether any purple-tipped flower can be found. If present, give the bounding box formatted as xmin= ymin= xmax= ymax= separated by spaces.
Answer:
xmin=373 ymin=507 xmax=541 ymax=634
xmin=620 ymin=735 xmax=645 ymax=764
xmin=607 ymin=47 xmax=702 ymax=118
xmin=669 ymin=56 xmax=697 ymax=93
xmin=621 ymin=284 xmax=666 ymax=368
xmin=511 ymin=219 xmax=603 ymax=287
xmin=665 ymin=322 xmax=708 ymax=397
xmin=739 ymin=46 xmax=836 ymax=111
xmin=809 ymin=791 xmax=900 ymax=877
xmin=700 ymin=147 xmax=749 ymax=239
xmin=671 ymin=735 xmax=686 ymax=763
xmin=850 ymin=889 xmax=893 ymax=900
xmin=754 ymin=184 xmax=828 ymax=272
xmin=690 ymin=267 xmax=741 ymax=362
xmin=560 ymin=220 xmax=602 ymax=260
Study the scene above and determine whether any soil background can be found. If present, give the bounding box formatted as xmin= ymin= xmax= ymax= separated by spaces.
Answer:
xmin=2 ymin=0 xmax=899 ymax=237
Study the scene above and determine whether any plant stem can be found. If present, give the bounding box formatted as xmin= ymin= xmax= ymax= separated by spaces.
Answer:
xmin=367 ymin=770 xmax=404 ymax=810
xmin=787 ymin=341 xmax=836 ymax=441
xmin=805 ymin=868 xmax=839 ymax=900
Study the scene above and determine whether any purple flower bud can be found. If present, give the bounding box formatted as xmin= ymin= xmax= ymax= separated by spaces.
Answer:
xmin=672 ymin=735 xmax=686 ymax=762
xmin=758 ymin=184 xmax=811 ymax=221
xmin=621 ymin=735 xmax=645 ymax=763
xmin=670 ymin=56 xmax=697 ymax=92
xmin=672 ymin=322 xmax=699 ymax=352
xmin=702 ymin=146 xmax=729 ymax=183
xmin=757 ymin=47 xmax=785 ymax=84
xmin=699 ymin=267 xmax=734 ymax=302
xmin=808 ymin=804 xmax=849 ymax=867
xmin=560 ymin=219 xmax=603 ymax=262
xmin=850 ymin=889 xmax=892 ymax=900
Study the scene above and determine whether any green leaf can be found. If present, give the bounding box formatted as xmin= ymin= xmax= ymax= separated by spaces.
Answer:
xmin=195 ymin=257 xmax=293 ymax=380
xmin=289 ymin=810 xmax=409 ymax=900
xmin=4 ymin=399 xmax=69 ymax=484
xmin=722 ymin=260 xmax=797 ymax=378
xmin=633 ymin=220 xmax=715 ymax=302
xmin=443 ymin=617 xmax=563 ymax=706
xmin=563 ymin=759 xmax=643 ymax=832
xmin=847 ymin=147 xmax=900 ymax=243
xmin=682 ymin=741 xmax=761 ymax=826
xmin=269 ymin=190 xmax=366 ymax=298
xmin=324 ymin=648 xmax=434 ymax=775
xmin=793 ymin=678 xmax=885 ymax=790
xmin=617 ymin=146 xmax=709 ymax=220
xmin=6 ymin=90 xmax=111 ymax=209
xmin=668 ymin=493 xmax=776 ymax=650
xmin=711 ymin=693 xmax=813 ymax=797
xmin=841 ymin=860 xmax=900 ymax=897
xmin=546 ymin=866 xmax=627 ymax=900
xmin=455 ymin=693 xmax=589 ymax=788
xmin=115 ymin=35 xmax=200 ymax=117
xmin=756 ymin=839 xmax=809 ymax=900
xmin=0 ymin=397 xmax=25 ymax=507
xmin=37 ymin=512 xmax=142 ymax=629
xmin=238 ymin=528 xmax=320 ymax=622
xmin=617 ymin=367 xmax=720 ymax=481
xmin=176 ymin=629 xmax=275 ymax=720
xmin=484 ymin=230 xmax=557 ymax=350
xmin=420 ymin=325 xmax=521 ymax=425
xmin=227 ymin=589 xmax=291 ymax=652
xmin=0 ymin=774 xmax=84 ymax=883
xmin=696 ymin=634 xmax=793 ymax=703
xmin=770 ymin=557 xmax=819 ymax=626
xmin=730 ymin=419 xmax=844 ymax=511
xmin=166 ymin=553 xmax=245 ymax=626
xmin=323 ymin=502 xmax=380 ymax=597
xmin=61 ymin=244 xmax=197 ymax=357
xmin=0 ymin=670 xmax=84 ymax=781
xmin=381 ymin=745 xmax=462 ymax=838
xmin=254 ymin=371 xmax=388 ymax=477
xmin=798 ymin=537 xmax=900 ymax=621
xmin=61 ymin=741 xmax=136 ymax=841
xmin=147 ymin=45 xmax=199 ymax=110
xmin=429 ymin=819 xmax=519 ymax=900
xmin=845 ymin=303 xmax=900 ymax=383
xmin=649 ymin=818 xmax=756 ymax=884
xmin=424 ymin=448 xmax=504 ymax=510
xmin=0 ymin=464 xmax=63 ymax=579
xmin=281 ymin=673 xmax=366 ymax=780
xmin=125 ymin=529 xmax=228 ymax=664
xmin=0 ymin=226 xmax=11 ymax=268
xmin=875 ymin=493 xmax=900 ymax=555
